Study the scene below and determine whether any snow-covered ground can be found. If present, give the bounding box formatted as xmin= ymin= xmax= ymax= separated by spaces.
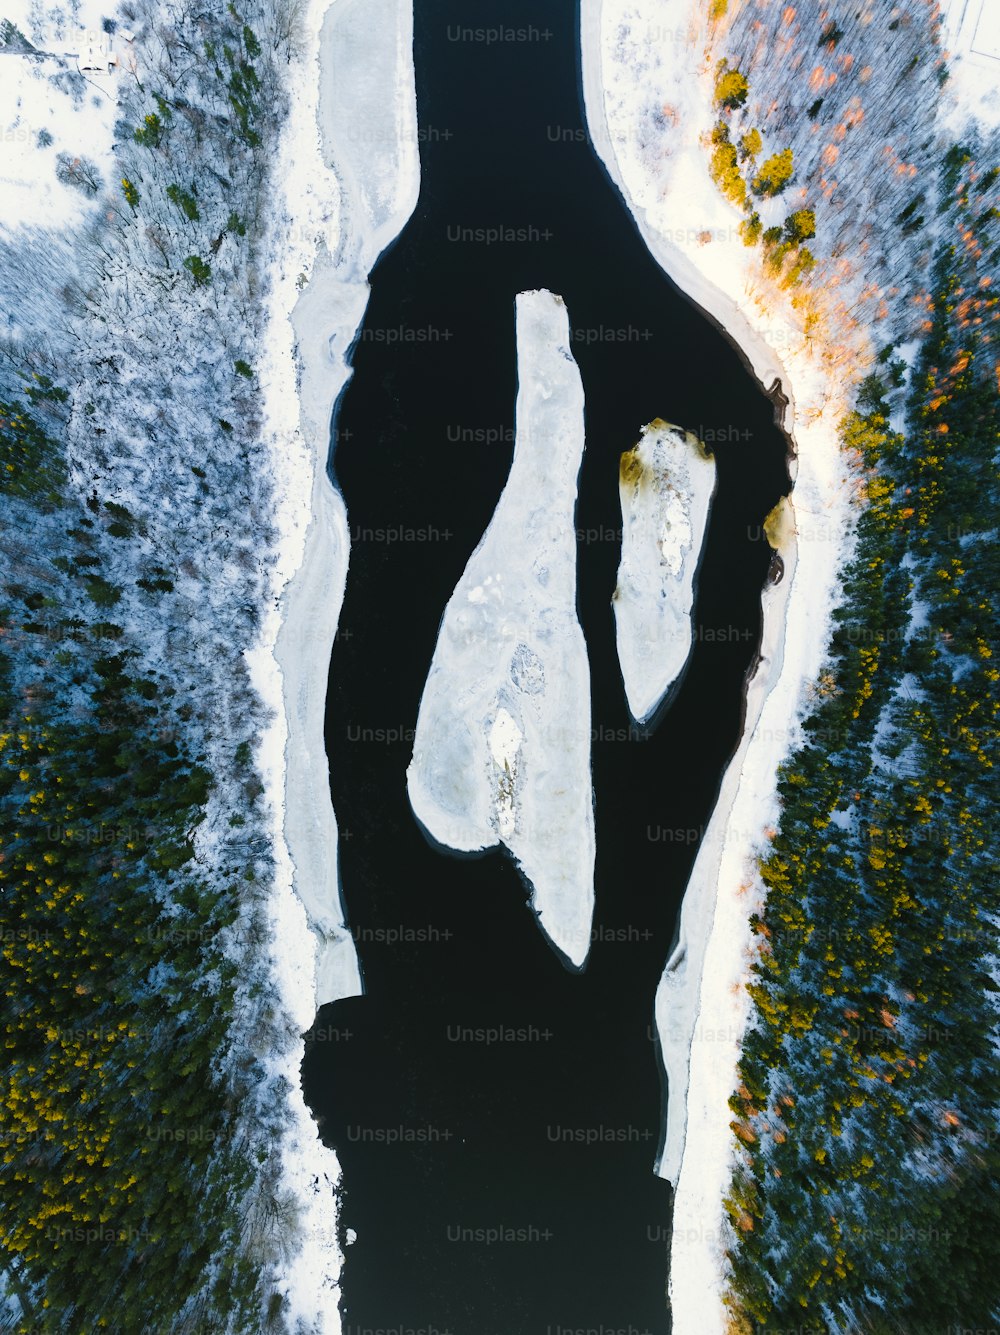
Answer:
xmin=613 ymin=419 xmax=716 ymax=724
xmin=940 ymin=0 xmax=1000 ymax=129
xmin=249 ymin=0 xmax=418 ymax=1324
xmin=0 ymin=0 xmax=118 ymax=236
xmin=580 ymin=2 xmax=858 ymax=1329
xmin=406 ymin=289 xmax=596 ymax=970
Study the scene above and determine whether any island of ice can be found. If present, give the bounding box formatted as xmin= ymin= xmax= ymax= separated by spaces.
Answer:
xmin=406 ymin=289 xmax=596 ymax=970
xmin=613 ymin=421 xmax=716 ymax=724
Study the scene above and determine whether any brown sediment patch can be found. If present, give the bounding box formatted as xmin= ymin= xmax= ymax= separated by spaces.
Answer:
xmin=619 ymin=445 xmax=645 ymax=487
xmin=763 ymin=494 xmax=795 ymax=553
xmin=687 ymin=427 xmax=713 ymax=462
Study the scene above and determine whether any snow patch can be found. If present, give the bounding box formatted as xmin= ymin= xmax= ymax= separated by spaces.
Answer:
xmin=319 ymin=0 xmax=421 ymax=268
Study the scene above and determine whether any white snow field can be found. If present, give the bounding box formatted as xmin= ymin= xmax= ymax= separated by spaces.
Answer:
xmin=613 ymin=420 xmax=716 ymax=724
xmin=940 ymin=0 xmax=1000 ymax=128
xmin=252 ymin=0 xmax=418 ymax=1324
xmin=407 ymin=289 xmax=596 ymax=970
xmin=0 ymin=0 xmax=118 ymax=237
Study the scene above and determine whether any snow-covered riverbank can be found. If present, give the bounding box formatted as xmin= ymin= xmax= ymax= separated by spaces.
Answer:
xmin=250 ymin=0 xmax=418 ymax=1322
xmin=580 ymin=2 xmax=855 ymax=1328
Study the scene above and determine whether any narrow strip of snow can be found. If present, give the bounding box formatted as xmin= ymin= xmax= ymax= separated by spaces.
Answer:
xmin=613 ymin=420 xmax=716 ymax=724
xmin=406 ymin=289 xmax=596 ymax=970
xmin=270 ymin=268 xmax=367 ymax=1010
xmin=320 ymin=0 xmax=421 ymax=269
xmin=655 ymin=494 xmax=792 ymax=1156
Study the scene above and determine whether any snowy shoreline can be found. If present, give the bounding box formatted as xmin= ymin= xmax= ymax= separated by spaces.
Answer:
xmin=580 ymin=2 xmax=853 ymax=1328
xmin=248 ymin=0 xmax=419 ymax=1323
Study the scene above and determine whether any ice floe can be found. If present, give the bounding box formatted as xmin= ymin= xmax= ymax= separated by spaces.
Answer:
xmin=407 ymin=288 xmax=596 ymax=970
xmin=613 ymin=420 xmax=716 ymax=725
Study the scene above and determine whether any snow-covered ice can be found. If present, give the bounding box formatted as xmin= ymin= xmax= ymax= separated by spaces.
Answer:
xmin=655 ymin=494 xmax=793 ymax=1188
xmin=262 ymin=0 xmax=419 ymax=1014
xmin=407 ymin=289 xmax=596 ymax=970
xmin=613 ymin=420 xmax=716 ymax=725
xmin=320 ymin=0 xmax=422 ymax=268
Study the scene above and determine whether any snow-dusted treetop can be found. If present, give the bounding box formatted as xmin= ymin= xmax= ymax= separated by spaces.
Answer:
xmin=406 ymin=288 xmax=596 ymax=970
xmin=613 ymin=420 xmax=716 ymax=725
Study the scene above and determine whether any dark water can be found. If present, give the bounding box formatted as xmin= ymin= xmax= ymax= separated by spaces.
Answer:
xmin=302 ymin=2 xmax=789 ymax=1331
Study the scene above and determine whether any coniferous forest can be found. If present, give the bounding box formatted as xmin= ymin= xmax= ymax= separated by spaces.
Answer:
xmin=724 ymin=146 xmax=1000 ymax=1332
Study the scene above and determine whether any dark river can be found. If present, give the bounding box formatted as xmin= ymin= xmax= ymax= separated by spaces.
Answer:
xmin=302 ymin=1 xmax=789 ymax=1330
